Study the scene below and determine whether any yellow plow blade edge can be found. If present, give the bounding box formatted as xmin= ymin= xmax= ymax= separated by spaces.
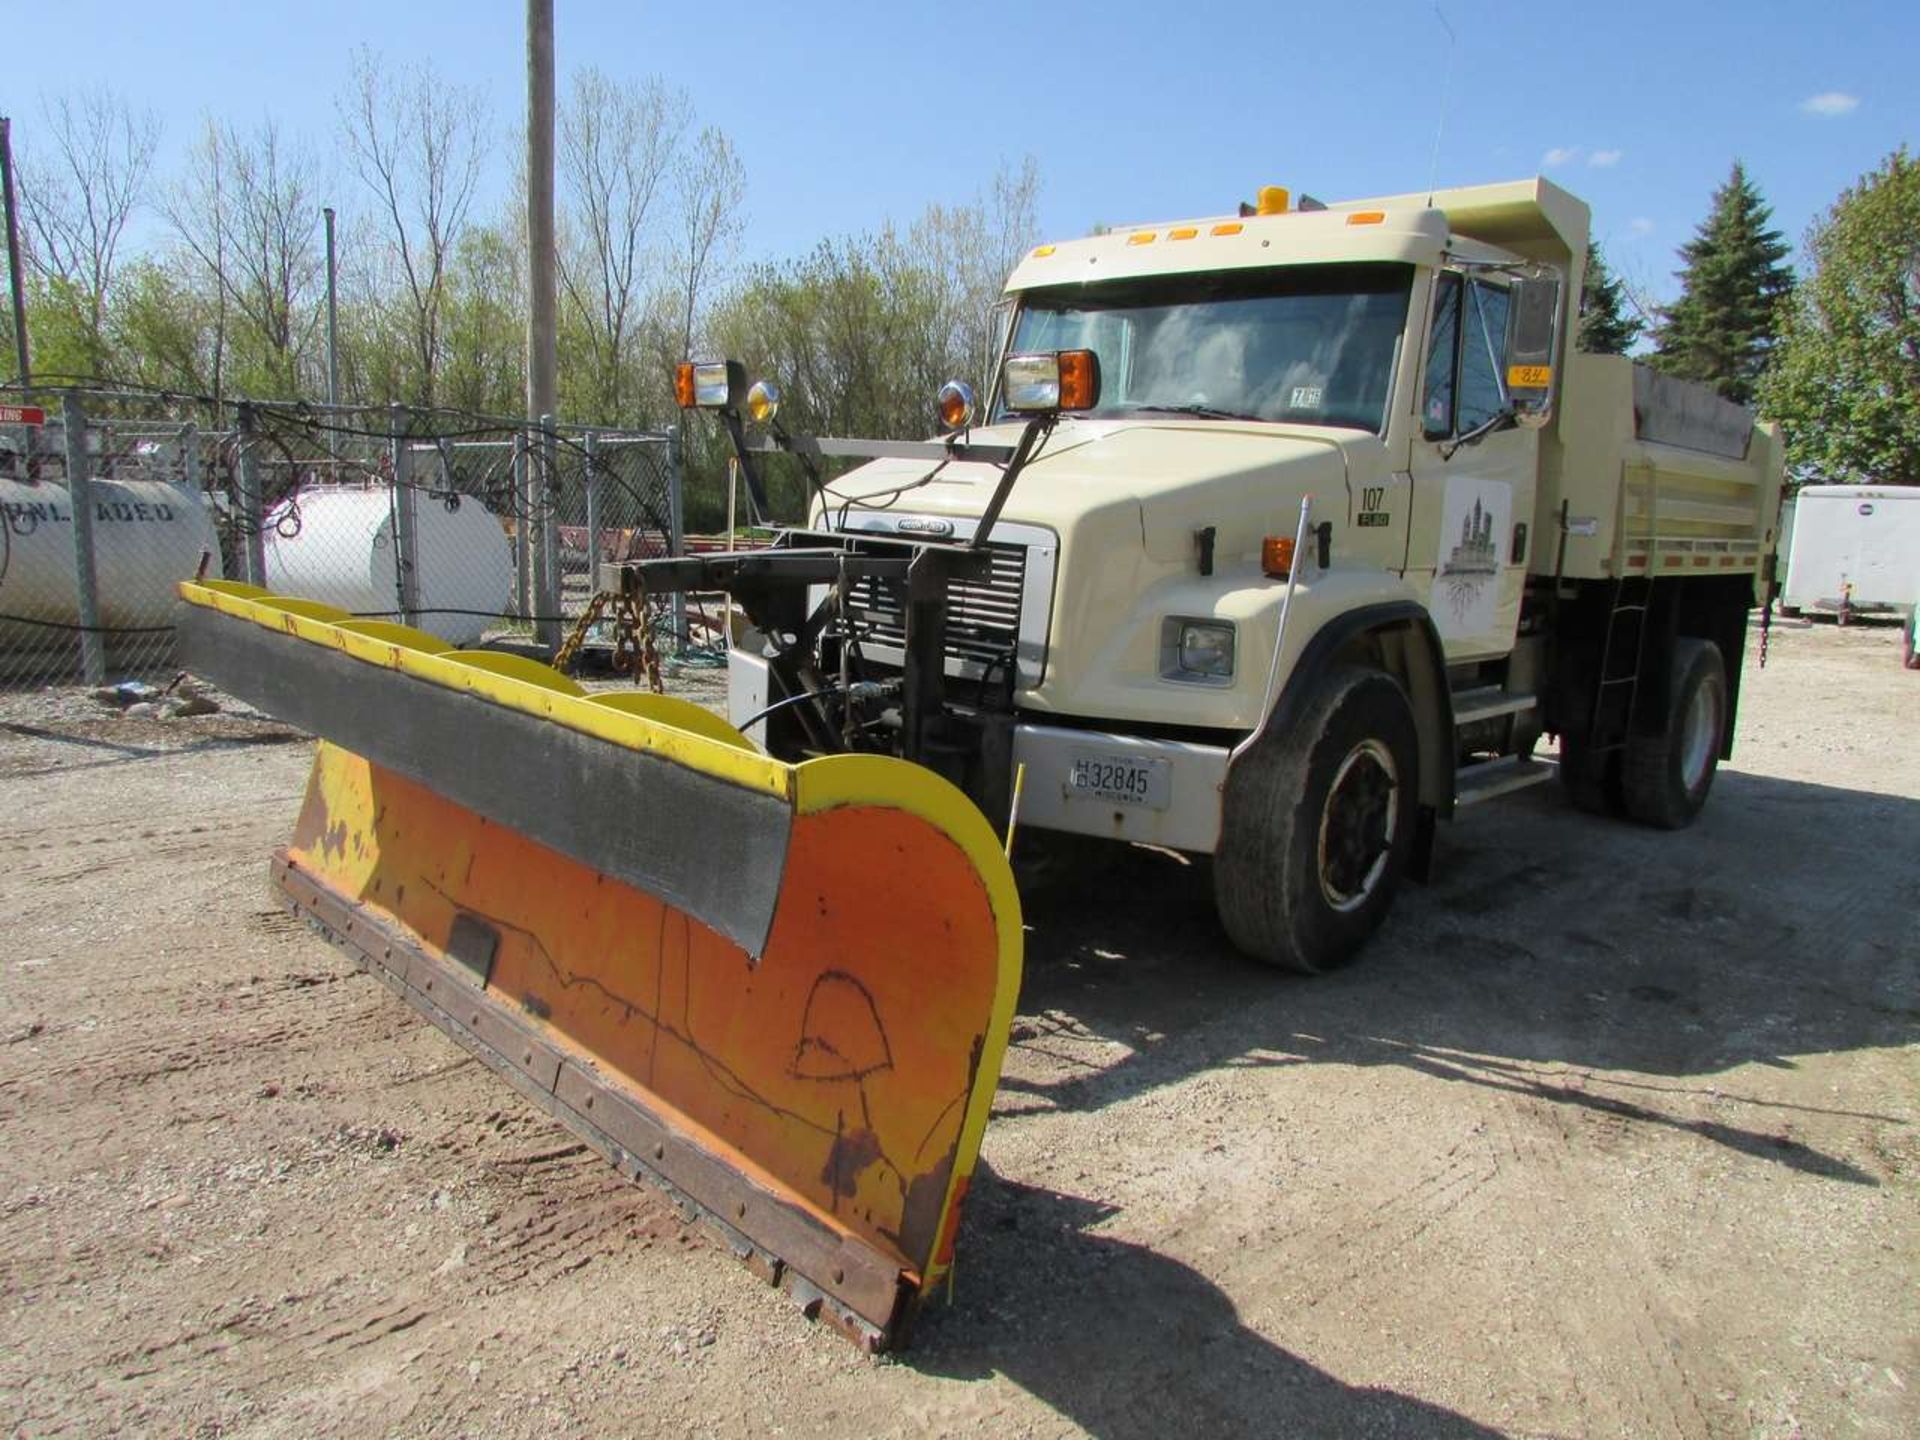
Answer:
xmin=176 ymin=581 xmax=1022 ymax=1350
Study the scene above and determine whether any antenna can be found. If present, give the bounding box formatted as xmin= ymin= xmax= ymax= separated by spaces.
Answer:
xmin=1427 ymin=6 xmax=1456 ymax=207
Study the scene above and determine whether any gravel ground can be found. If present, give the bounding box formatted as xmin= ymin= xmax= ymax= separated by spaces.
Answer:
xmin=1 ymin=616 xmax=1914 ymax=1438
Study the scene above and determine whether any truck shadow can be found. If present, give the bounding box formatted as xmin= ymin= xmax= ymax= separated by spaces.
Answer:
xmin=910 ymin=1172 xmax=1506 ymax=1439
xmin=1003 ymin=769 xmax=1917 ymax=1187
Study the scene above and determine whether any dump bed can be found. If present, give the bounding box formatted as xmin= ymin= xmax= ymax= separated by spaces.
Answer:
xmin=1537 ymin=353 xmax=1784 ymax=589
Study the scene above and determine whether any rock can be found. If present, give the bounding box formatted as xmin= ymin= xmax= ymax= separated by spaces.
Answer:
xmin=123 ymin=702 xmax=159 ymax=718
xmin=165 ymin=694 xmax=220 ymax=719
xmin=95 ymin=680 xmax=159 ymax=708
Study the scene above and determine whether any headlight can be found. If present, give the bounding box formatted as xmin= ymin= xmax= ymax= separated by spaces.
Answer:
xmin=1162 ymin=618 xmax=1235 ymax=682
xmin=674 ymin=359 xmax=747 ymax=410
xmin=936 ymin=380 xmax=976 ymax=432
xmin=1001 ymin=349 xmax=1101 ymax=413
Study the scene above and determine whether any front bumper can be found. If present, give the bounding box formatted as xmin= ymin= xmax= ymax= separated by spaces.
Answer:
xmin=1011 ymin=722 xmax=1230 ymax=855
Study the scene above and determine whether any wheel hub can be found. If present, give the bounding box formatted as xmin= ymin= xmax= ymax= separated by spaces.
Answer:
xmin=1317 ymin=739 xmax=1400 ymax=913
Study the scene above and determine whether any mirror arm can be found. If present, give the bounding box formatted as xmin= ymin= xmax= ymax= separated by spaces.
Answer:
xmin=1440 ymin=408 xmax=1518 ymax=462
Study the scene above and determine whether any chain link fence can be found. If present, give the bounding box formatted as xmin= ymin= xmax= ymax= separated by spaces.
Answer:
xmin=0 ymin=388 xmax=682 ymax=692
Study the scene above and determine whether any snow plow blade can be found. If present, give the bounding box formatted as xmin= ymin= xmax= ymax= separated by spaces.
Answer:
xmin=176 ymin=580 xmax=1021 ymax=1351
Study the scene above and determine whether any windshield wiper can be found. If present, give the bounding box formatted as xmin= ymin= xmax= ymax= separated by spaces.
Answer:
xmin=1115 ymin=402 xmax=1265 ymax=422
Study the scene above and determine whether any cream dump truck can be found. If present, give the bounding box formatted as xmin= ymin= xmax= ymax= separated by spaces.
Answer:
xmin=636 ymin=177 xmax=1786 ymax=973
xmin=172 ymin=175 xmax=1783 ymax=1348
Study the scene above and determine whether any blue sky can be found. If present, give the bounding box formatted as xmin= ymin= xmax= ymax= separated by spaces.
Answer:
xmin=6 ymin=0 xmax=1915 ymax=311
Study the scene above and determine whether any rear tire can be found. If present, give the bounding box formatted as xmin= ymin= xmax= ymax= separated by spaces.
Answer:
xmin=1620 ymin=638 xmax=1727 ymax=829
xmin=1214 ymin=666 xmax=1419 ymax=973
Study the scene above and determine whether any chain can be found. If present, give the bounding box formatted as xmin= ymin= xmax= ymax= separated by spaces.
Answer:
xmin=552 ymin=592 xmax=610 ymax=675
xmin=552 ymin=588 xmax=663 ymax=693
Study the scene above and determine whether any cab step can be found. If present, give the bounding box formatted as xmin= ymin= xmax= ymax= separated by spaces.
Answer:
xmin=1452 ymin=687 xmax=1538 ymax=727
xmin=1454 ymin=754 xmax=1556 ymax=807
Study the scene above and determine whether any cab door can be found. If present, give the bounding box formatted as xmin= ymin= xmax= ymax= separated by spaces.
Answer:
xmin=1404 ymin=271 xmax=1539 ymax=662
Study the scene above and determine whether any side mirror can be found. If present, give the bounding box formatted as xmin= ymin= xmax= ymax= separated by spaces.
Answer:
xmin=1504 ymin=275 xmax=1562 ymax=428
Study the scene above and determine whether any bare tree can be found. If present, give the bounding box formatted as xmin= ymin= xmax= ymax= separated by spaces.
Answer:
xmin=165 ymin=122 xmax=232 ymax=398
xmin=17 ymin=89 xmax=160 ymax=347
xmin=669 ymin=125 xmax=744 ymax=361
xmin=338 ymin=48 xmax=487 ymax=406
xmin=556 ymin=68 xmax=687 ymax=419
xmin=167 ymin=119 xmax=325 ymax=397
xmin=910 ymin=156 xmax=1041 ymax=385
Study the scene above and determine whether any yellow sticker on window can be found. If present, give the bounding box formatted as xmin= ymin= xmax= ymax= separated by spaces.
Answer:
xmin=1508 ymin=364 xmax=1553 ymax=389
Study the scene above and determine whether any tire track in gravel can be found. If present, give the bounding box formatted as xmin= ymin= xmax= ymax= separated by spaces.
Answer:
xmin=1279 ymin=1138 xmax=1502 ymax=1313
xmin=468 ymin=1148 xmax=687 ymax=1291
xmin=1487 ymin=1075 xmax=1719 ymax=1437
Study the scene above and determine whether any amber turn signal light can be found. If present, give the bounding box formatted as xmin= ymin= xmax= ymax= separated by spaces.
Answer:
xmin=1261 ymin=535 xmax=1296 ymax=578
xmin=673 ymin=362 xmax=697 ymax=409
xmin=1057 ymin=350 xmax=1099 ymax=411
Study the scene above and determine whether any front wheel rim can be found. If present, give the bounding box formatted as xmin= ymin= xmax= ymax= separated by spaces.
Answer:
xmin=1317 ymin=739 xmax=1400 ymax=913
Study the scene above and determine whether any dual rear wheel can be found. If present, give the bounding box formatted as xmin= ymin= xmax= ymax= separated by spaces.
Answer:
xmin=1560 ymin=638 xmax=1727 ymax=830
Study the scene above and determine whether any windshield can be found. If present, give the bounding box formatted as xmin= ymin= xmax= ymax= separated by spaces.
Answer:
xmin=997 ymin=262 xmax=1413 ymax=432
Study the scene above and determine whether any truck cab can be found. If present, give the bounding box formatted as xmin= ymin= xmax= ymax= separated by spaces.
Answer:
xmin=675 ymin=177 xmax=1782 ymax=973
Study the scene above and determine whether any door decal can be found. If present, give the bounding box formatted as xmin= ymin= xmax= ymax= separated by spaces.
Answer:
xmin=1432 ymin=477 xmax=1512 ymax=639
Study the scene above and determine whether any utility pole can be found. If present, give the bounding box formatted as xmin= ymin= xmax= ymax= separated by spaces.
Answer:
xmin=525 ymin=0 xmax=556 ymax=426
xmin=526 ymin=0 xmax=559 ymax=652
xmin=1 ymin=117 xmax=31 ymax=386
xmin=323 ymin=206 xmax=341 ymax=408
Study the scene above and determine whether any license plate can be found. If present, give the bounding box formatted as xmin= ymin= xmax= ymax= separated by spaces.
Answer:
xmin=1066 ymin=754 xmax=1171 ymax=810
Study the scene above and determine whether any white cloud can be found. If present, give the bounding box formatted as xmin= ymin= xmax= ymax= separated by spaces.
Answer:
xmin=1542 ymin=146 xmax=1580 ymax=169
xmin=1589 ymin=149 xmax=1623 ymax=168
xmin=1628 ymin=217 xmax=1656 ymax=237
xmin=1799 ymin=91 xmax=1859 ymax=117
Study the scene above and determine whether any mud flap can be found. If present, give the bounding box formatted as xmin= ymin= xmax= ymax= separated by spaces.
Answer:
xmin=176 ymin=581 xmax=1022 ymax=1350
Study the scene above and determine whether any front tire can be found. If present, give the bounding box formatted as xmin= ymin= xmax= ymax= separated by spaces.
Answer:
xmin=1214 ymin=666 xmax=1420 ymax=973
xmin=1620 ymin=638 xmax=1727 ymax=829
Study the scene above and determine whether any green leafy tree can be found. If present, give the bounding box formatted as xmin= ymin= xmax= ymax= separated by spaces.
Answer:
xmin=109 ymin=258 xmax=221 ymax=394
xmin=440 ymin=222 xmax=527 ymax=416
xmin=1759 ymin=149 xmax=1920 ymax=486
xmin=1652 ymin=161 xmax=1794 ymax=403
xmin=1577 ymin=240 xmax=1643 ymax=354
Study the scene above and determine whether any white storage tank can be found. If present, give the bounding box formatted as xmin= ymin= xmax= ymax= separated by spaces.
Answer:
xmin=262 ymin=486 xmax=513 ymax=645
xmin=0 ymin=474 xmax=223 ymax=645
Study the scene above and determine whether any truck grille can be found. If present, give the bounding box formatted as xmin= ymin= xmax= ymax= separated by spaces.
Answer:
xmin=846 ymin=541 xmax=1028 ymax=679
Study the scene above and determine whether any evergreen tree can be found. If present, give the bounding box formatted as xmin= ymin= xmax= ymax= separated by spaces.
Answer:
xmin=1759 ymin=148 xmax=1920 ymax=487
xmin=1577 ymin=240 xmax=1643 ymax=354
xmin=1652 ymin=161 xmax=1794 ymax=404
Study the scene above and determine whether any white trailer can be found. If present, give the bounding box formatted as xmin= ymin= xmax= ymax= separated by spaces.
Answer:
xmin=1780 ymin=484 xmax=1920 ymax=620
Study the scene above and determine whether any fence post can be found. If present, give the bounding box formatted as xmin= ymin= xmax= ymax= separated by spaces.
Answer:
xmin=667 ymin=423 xmax=686 ymax=649
xmin=177 ymin=421 xmax=202 ymax=576
xmin=389 ymin=403 xmax=421 ymax=625
xmin=583 ymin=428 xmax=602 ymax=600
xmin=512 ymin=429 xmax=531 ymax=622
xmin=537 ymin=413 xmax=561 ymax=649
xmin=235 ymin=403 xmax=267 ymax=585
xmin=61 ymin=390 xmax=105 ymax=684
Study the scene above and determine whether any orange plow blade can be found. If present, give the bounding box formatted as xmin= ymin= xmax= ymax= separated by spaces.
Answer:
xmin=176 ymin=581 xmax=1021 ymax=1350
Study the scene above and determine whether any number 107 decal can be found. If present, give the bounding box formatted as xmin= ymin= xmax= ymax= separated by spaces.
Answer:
xmin=1357 ymin=485 xmax=1391 ymax=528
